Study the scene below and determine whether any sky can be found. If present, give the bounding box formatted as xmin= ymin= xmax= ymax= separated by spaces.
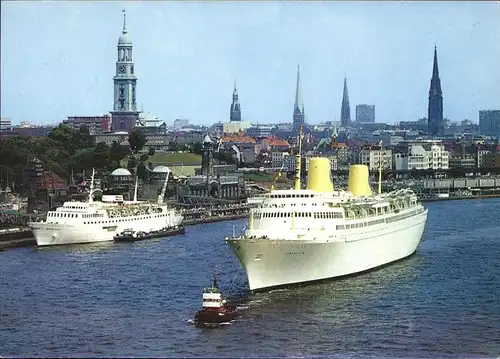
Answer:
xmin=1 ymin=1 xmax=500 ymax=127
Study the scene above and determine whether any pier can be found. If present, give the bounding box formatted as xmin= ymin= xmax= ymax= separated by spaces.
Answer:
xmin=0 ymin=210 xmax=45 ymax=227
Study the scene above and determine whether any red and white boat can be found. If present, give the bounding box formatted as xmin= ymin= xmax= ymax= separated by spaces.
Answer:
xmin=194 ymin=273 xmax=238 ymax=326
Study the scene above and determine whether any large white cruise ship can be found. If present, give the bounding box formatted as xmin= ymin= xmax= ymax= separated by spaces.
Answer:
xmin=226 ymin=142 xmax=428 ymax=291
xmin=29 ymin=170 xmax=183 ymax=246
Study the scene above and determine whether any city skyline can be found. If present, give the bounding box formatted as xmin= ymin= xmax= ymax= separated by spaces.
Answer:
xmin=1 ymin=1 xmax=500 ymax=126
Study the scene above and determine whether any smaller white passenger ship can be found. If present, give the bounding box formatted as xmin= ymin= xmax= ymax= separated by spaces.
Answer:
xmin=29 ymin=169 xmax=183 ymax=246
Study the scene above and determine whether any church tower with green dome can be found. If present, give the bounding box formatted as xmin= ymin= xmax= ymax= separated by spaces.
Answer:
xmin=111 ymin=10 xmax=140 ymax=132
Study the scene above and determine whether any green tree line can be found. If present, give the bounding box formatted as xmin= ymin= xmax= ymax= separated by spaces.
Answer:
xmin=0 ymin=124 xmax=150 ymax=192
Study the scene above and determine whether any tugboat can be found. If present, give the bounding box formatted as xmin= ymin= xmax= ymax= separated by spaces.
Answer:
xmin=194 ymin=272 xmax=238 ymax=327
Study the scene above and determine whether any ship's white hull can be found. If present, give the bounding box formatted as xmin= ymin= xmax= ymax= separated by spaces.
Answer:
xmin=29 ymin=214 xmax=183 ymax=246
xmin=226 ymin=210 xmax=427 ymax=291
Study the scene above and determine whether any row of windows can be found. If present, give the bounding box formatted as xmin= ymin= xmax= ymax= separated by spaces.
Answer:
xmin=336 ymin=218 xmax=386 ymax=230
xmin=48 ymin=212 xmax=80 ymax=218
xmin=268 ymin=194 xmax=314 ymax=199
xmin=83 ymin=214 xmax=168 ymax=225
xmin=385 ymin=210 xmax=418 ymax=223
xmin=48 ymin=212 xmax=104 ymax=219
xmin=255 ymin=211 xmax=343 ymax=219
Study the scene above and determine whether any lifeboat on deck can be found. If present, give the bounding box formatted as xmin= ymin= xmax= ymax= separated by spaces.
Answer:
xmin=194 ymin=272 xmax=238 ymax=326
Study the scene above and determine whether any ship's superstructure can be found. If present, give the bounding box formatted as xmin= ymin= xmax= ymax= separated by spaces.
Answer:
xmin=226 ymin=131 xmax=428 ymax=291
xmin=29 ymin=170 xmax=183 ymax=246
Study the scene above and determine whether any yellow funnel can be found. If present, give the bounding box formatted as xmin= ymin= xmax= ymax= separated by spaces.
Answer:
xmin=306 ymin=157 xmax=334 ymax=192
xmin=347 ymin=165 xmax=372 ymax=197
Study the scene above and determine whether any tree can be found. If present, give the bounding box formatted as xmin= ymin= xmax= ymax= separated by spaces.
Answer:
xmin=127 ymin=155 xmax=138 ymax=173
xmin=169 ymin=142 xmax=179 ymax=152
xmin=148 ymin=146 xmax=155 ymax=156
xmin=75 ymin=125 xmax=93 ymax=149
xmin=93 ymin=142 xmax=111 ymax=169
xmin=137 ymin=162 xmax=148 ymax=181
xmin=71 ymin=149 xmax=95 ymax=172
xmin=128 ymin=129 xmax=147 ymax=154
xmin=109 ymin=141 xmax=129 ymax=168
xmin=215 ymin=150 xmax=236 ymax=165
xmin=191 ymin=142 xmax=203 ymax=155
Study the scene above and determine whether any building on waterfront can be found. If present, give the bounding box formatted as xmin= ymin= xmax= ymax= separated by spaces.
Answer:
xmin=393 ymin=143 xmax=449 ymax=171
xmin=399 ymin=118 xmax=429 ymax=133
xmin=340 ymin=78 xmax=351 ymax=127
xmin=292 ymin=66 xmax=305 ymax=131
xmin=63 ymin=115 xmax=111 ymax=134
xmin=169 ymin=130 xmax=205 ymax=146
xmin=427 ymin=46 xmax=444 ymax=136
xmin=109 ymin=168 xmax=133 ymax=184
xmin=246 ymin=125 xmax=273 ymax=138
xmin=477 ymin=149 xmax=491 ymax=168
xmin=222 ymin=121 xmax=251 ymax=134
xmin=110 ymin=10 xmax=141 ymax=132
xmin=146 ymin=165 xmax=171 ymax=184
xmin=93 ymin=132 xmax=171 ymax=151
xmin=271 ymin=151 xmax=290 ymax=168
xmin=230 ymin=81 xmax=242 ymax=122
xmin=359 ymin=147 xmax=393 ymax=171
xmin=173 ymin=119 xmax=189 ymax=130
xmin=0 ymin=118 xmax=12 ymax=131
xmin=135 ymin=112 xmax=167 ymax=134
xmin=479 ymin=110 xmax=500 ymax=137
xmin=201 ymin=135 xmax=215 ymax=177
xmin=2 ymin=124 xmax=55 ymax=139
xmin=220 ymin=134 xmax=258 ymax=163
xmin=356 ymin=105 xmax=375 ymax=123
xmin=449 ymin=154 xmax=476 ymax=169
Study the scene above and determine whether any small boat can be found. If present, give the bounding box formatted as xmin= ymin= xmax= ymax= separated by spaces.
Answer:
xmin=114 ymin=225 xmax=185 ymax=242
xmin=194 ymin=272 xmax=238 ymax=327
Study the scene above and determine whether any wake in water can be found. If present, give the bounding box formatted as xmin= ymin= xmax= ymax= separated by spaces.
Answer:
xmin=268 ymin=288 xmax=288 ymax=294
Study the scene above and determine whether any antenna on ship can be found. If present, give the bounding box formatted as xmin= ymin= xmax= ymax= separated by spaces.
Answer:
xmin=271 ymin=163 xmax=285 ymax=191
xmin=133 ymin=176 xmax=139 ymax=202
xmin=378 ymin=140 xmax=383 ymax=195
xmin=88 ymin=168 xmax=95 ymax=204
xmin=157 ymin=171 xmax=170 ymax=205
xmin=294 ymin=124 xmax=303 ymax=190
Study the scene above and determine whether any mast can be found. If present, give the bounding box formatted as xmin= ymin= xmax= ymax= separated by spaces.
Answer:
xmin=88 ymin=168 xmax=95 ymax=204
xmin=294 ymin=124 xmax=303 ymax=190
xmin=133 ymin=176 xmax=139 ymax=202
xmin=157 ymin=172 xmax=170 ymax=205
xmin=378 ymin=141 xmax=383 ymax=195
xmin=212 ymin=271 xmax=218 ymax=292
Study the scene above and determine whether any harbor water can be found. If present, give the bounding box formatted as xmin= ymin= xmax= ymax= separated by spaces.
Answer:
xmin=1 ymin=199 xmax=499 ymax=358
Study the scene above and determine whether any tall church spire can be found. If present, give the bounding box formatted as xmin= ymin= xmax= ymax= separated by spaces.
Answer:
xmin=427 ymin=45 xmax=444 ymax=136
xmin=230 ymin=80 xmax=241 ymax=122
xmin=122 ymin=9 xmax=127 ymax=33
xmin=340 ymin=78 xmax=351 ymax=127
xmin=111 ymin=10 xmax=139 ymax=132
xmin=294 ymin=65 xmax=302 ymax=110
xmin=293 ymin=65 xmax=305 ymax=131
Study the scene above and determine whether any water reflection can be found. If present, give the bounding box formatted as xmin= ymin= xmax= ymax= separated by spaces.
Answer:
xmin=34 ymin=241 xmax=116 ymax=254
